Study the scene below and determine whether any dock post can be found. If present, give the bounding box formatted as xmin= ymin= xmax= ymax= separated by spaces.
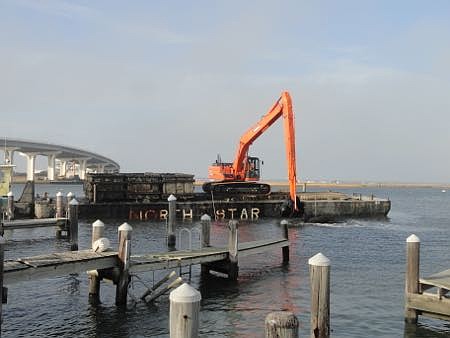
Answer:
xmin=167 ymin=194 xmax=177 ymax=248
xmin=88 ymin=220 xmax=105 ymax=303
xmin=88 ymin=270 xmax=101 ymax=304
xmin=405 ymin=234 xmax=420 ymax=324
xmin=200 ymin=214 xmax=212 ymax=275
xmin=228 ymin=220 xmax=239 ymax=281
xmin=116 ymin=222 xmax=132 ymax=306
xmin=68 ymin=199 xmax=79 ymax=251
xmin=201 ymin=214 xmax=211 ymax=247
xmin=281 ymin=220 xmax=289 ymax=263
xmin=56 ymin=192 xmax=64 ymax=218
xmin=55 ymin=192 xmax=63 ymax=239
xmin=7 ymin=191 xmax=14 ymax=221
xmin=67 ymin=191 xmax=74 ymax=204
xmin=169 ymin=283 xmax=201 ymax=338
xmin=265 ymin=311 xmax=299 ymax=338
xmin=309 ymin=253 xmax=330 ymax=338
xmin=92 ymin=219 xmax=105 ymax=249
xmin=0 ymin=236 xmax=5 ymax=333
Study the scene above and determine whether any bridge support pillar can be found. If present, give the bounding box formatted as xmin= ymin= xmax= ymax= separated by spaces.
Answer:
xmin=47 ymin=154 xmax=57 ymax=181
xmin=80 ymin=159 xmax=87 ymax=180
xmin=59 ymin=160 xmax=67 ymax=178
xmin=97 ymin=163 xmax=106 ymax=173
xmin=25 ymin=153 xmax=37 ymax=181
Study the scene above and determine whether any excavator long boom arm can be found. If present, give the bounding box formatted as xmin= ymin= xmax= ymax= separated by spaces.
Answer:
xmin=232 ymin=91 xmax=298 ymax=210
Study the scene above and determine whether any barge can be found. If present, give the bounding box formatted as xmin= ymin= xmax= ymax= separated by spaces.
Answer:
xmin=79 ymin=173 xmax=390 ymax=222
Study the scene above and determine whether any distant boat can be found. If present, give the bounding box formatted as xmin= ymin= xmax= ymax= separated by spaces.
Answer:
xmin=442 ymin=190 xmax=447 ymax=193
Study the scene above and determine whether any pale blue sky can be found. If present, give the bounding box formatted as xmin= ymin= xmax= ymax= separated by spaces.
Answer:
xmin=1 ymin=1 xmax=450 ymax=182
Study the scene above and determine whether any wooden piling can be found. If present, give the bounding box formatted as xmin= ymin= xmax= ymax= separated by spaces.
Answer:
xmin=405 ymin=234 xmax=420 ymax=324
xmin=265 ymin=311 xmax=299 ymax=338
xmin=167 ymin=194 xmax=177 ymax=248
xmin=88 ymin=220 xmax=106 ymax=303
xmin=55 ymin=192 xmax=63 ymax=238
xmin=7 ymin=191 xmax=14 ymax=221
xmin=228 ymin=220 xmax=239 ymax=281
xmin=281 ymin=220 xmax=289 ymax=263
xmin=309 ymin=253 xmax=330 ymax=338
xmin=0 ymin=235 xmax=5 ymax=332
xmin=200 ymin=214 xmax=211 ymax=247
xmin=169 ymin=283 xmax=201 ymax=338
xmin=116 ymin=222 xmax=132 ymax=306
xmin=92 ymin=219 xmax=105 ymax=249
xmin=68 ymin=199 xmax=79 ymax=251
xmin=56 ymin=192 xmax=64 ymax=218
xmin=88 ymin=270 xmax=101 ymax=303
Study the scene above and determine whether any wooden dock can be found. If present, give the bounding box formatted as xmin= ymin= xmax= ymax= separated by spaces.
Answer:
xmin=0 ymin=218 xmax=289 ymax=326
xmin=405 ymin=234 xmax=450 ymax=322
xmin=4 ymin=238 xmax=288 ymax=285
xmin=1 ymin=218 xmax=67 ymax=230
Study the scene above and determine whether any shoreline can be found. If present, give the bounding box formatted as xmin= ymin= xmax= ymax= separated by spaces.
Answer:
xmin=11 ymin=176 xmax=450 ymax=189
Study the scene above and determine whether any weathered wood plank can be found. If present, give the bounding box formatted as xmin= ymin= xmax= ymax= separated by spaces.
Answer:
xmin=4 ymin=251 xmax=118 ymax=284
xmin=420 ymin=269 xmax=450 ymax=290
xmin=2 ymin=218 xmax=67 ymax=230
xmin=407 ymin=292 xmax=450 ymax=318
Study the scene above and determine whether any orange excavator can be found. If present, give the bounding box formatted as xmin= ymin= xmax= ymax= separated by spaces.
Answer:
xmin=203 ymin=91 xmax=298 ymax=212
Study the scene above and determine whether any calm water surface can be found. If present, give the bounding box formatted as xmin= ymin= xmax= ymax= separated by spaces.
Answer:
xmin=3 ymin=185 xmax=450 ymax=337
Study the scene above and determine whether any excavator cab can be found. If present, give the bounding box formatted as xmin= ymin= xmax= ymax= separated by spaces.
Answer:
xmin=245 ymin=156 xmax=261 ymax=181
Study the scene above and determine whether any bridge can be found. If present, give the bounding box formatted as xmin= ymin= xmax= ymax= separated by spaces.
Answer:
xmin=1 ymin=137 xmax=120 ymax=181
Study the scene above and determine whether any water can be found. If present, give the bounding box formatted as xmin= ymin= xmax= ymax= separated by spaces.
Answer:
xmin=3 ymin=186 xmax=450 ymax=337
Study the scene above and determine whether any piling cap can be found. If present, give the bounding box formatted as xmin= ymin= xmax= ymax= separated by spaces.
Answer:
xmin=118 ymin=222 xmax=132 ymax=232
xmin=308 ymin=252 xmax=330 ymax=266
xmin=169 ymin=283 xmax=201 ymax=303
xmin=167 ymin=194 xmax=177 ymax=202
xmin=67 ymin=192 xmax=74 ymax=197
xmin=201 ymin=214 xmax=211 ymax=221
xmin=93 ymin=219 xmax=105 ymax=227
xmin=7 ymin=191 xmax=13 ymax=197
xmin=56 ymin=192 xmax=62 ymax=197
xmin=407 ymin=234 xmax=420 ymax=243
xmin=69 ymin=198 xmax=79 ymax=206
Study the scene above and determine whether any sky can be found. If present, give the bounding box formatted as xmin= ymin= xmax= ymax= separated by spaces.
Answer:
xmin=1 ymin=0 xmax=450 ymax=183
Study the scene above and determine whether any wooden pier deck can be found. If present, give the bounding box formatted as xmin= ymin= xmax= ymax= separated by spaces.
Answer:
xmin=405 ymin=235 xmax=450 ymax=323
xmin=3 ymin=238 xmax=288 ymax=285
xmin=1 ymin=218 xmax=67 ymax=230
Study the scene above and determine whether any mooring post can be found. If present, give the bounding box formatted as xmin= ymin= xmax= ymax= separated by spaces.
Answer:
xmin=169 ymin=283 xmax=201 ymax=338
xmin=0 ymin=235 xmax=5 ymax=332
xmin=265 ymin=311 xmax=299 ymax=338
xmin=67 ymin=191 xmax=74 ymax=204
xmin=405 ymin=234 xmax=420 ymax=324
xmin=309 ymin=252 xmax=330 ymax=338
xmin=55 ymin=192 xmax=64 ymax=239
xmin=116 ymin=222 xmax=132 ymax=306
xmin=200 ymin=214 xmax=212 ymax=276
xmin=228 ymin=220 xmax=239 ymax=281
xmin=167 ymin=194 xmax=177 ymax=248
xmin=68 ymin=199 xmax=79 ymax=251
xmin=56 ymin=191 xmax=63 ymax=218
xmin=88 ymin=220 xmax=106 ymax=303
xmin=92 ymin=219 xmax=105 ymax=249
xmin=200 ymin=214 xmax=211 ymax=247
xmin=281 ymin=220 xmax=289 ymax=263
xmin=7 ymin=191 xmax=14 ymax=221
xmin=88 ymin=269 xmax=101 ymax=303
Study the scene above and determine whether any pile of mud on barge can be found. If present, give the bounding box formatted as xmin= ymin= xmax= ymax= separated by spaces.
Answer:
xmin=79 ymin=172 xmax=391 ymax=222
